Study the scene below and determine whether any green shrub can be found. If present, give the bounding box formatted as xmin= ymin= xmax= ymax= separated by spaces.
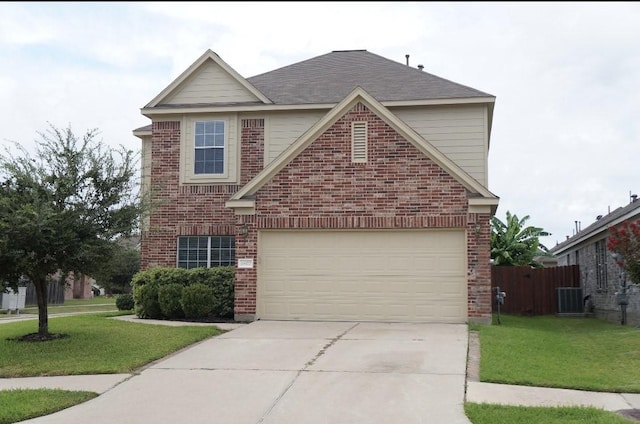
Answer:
xmin=131 ymin=267 xmax=190 ymax=289
xmin=181 ymin=283 xmax=214 ymax=319
xmin=133 ymin=283 xmax=162 ymax=319
xmin=158 ymin=284 xmax=185 ymax=319
xmin=131 ymin=266 xmax=235 ymax=320
xmin=189 ymin=266 xmax=235 ymax=318
xmin=115 ymin=293 xmax=135 ymax=311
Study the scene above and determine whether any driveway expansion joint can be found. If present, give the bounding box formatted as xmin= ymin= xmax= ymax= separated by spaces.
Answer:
xmin=304 ymin=322 xmax=359 ymax=368
xmin=256 ymin=322 xmax=360 ymax=423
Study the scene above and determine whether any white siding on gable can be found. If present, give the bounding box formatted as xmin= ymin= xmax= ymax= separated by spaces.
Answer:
xmin=393 ymin=105 xmax=488 ymax=186
xmin=265 ymin=111 xmax=325 ymax=163
xmin=161 ymin=60 xmax=260 ymax=105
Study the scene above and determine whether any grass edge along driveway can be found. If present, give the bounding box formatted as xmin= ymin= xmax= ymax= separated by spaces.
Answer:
xmin=466 ymin=314 xmax=640 ymax=423
xmin=0 ymin=312 xmax=223 ymax=423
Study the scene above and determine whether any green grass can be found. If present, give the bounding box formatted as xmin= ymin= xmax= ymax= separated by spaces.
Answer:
xmin=19 ymin=296 xmax=118 ymax=315
xmin=63 ymin=297 xmax=117 ymax=306
xmin=0 ymin=389 xmax=97 ymax=424
xmin=0 ymin=313 xmax=222 ymax=377
xmin=476 ymin=314 xmax=640 ymax=392
xmin=465 ymin=403 xmax=635 ymax=424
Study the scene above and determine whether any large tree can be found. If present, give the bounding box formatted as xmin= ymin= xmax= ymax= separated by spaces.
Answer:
xmin=0 ymin=124 xmax=142 ymax=339
xmin=491 ymin=211 xmax=551 ymax=267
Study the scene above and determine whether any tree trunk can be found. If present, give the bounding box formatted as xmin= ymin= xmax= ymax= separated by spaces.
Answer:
xmin=35 ymin=279 xmax=49 ymax=336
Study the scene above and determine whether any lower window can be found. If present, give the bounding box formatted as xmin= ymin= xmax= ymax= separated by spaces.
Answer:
xmin=177 ymin=236 xmax=235 ymax=269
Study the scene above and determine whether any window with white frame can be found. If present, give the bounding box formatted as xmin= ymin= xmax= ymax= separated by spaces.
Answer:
xmin=595 ymin=239 xmax=608 ymax=289
xmin=194 ymin=121 xmax=225 ymax=175
xmin=177 ymin=236 xmax=235 ymax=269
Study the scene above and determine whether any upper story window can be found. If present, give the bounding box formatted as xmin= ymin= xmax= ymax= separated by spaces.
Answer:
xmin=194 ymin=121 xmax=225 ymax=174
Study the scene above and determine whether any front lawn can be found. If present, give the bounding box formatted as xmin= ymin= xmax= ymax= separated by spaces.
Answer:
xmin=475 ymin=314 xmax=640 ymax=393
xmin=0 ymin=389 xmax=97 ymax=424
xmin=0 ymin=313 xmax=222 ymax=377
xmin=18 ymin=296 xmax=118 ymax=315
xmin=465 ymin=403 xmax=635 ymax=424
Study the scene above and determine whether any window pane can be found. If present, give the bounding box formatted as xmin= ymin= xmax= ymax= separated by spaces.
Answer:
xmin=195 ymin=122 xmax=205 ymax=135
xmin=213 ymin=133 xmax=224 ymax=147
xmin=205 ymin=121 xmax=216 ymax=134
xmin=195 ymin=134 xmax=205 ymax=147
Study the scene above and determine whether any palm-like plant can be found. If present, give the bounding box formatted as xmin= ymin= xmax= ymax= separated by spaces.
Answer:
xmin=491 ymin=211 xmax=551 ymax=267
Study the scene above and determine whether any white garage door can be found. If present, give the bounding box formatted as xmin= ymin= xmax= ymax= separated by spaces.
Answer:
xmin=257 ymin=230 xmax=467 ymax=323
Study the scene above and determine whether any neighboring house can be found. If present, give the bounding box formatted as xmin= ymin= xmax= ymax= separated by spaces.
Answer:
xmin=134 ymin=49 xmax=499 ymax=324
xmin=550 ymin=197 xmax=640 ymax=324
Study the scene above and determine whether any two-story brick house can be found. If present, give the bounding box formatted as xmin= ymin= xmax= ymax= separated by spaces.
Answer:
xmin=134 ymin=49 xmax=499 ymax=324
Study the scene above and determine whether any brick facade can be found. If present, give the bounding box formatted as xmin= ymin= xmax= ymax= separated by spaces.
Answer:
xmin=140 ymin=121 xmax=238 ymax=269
xmin=233 ymin=104 xmax=492 ymax=323
xmin=142 ymin=105 xmax=492 ymax=324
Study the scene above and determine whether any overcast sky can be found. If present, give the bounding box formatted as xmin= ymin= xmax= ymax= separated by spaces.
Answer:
xmin=1 ymin=1 xmax=639 ymax=248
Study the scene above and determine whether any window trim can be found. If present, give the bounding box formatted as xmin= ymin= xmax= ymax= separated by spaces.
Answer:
xmin=177 ymin=236 xmax=236 ymax=269
xmin=194 ymin=120 xmax=226 ymax=175
xmin=179 ymin=114 xmax=238 ymax=185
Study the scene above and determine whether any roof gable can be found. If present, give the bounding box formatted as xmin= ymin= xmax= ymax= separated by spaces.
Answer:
xmin=247 ymin=50 xmax=494 ymax=104
xmin=228 ymin=87 xmax=498 ymax=207
xmin=145 ymin=50 xmax=271 ymax=108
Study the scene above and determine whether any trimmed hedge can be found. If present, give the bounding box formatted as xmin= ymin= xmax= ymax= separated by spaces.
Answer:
xmin=158 ymin=284 xmax=185 ymax=319
xmin=131 ymin=266 xmax=234 ymax=320
xmin=115 ymin=293 xmax=135 ymax=311
xmin=181 ymin=284 xmax=214 ymax=319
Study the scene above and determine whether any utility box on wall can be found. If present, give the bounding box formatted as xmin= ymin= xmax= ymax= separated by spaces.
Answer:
xmin=1 ymin=287 xmax=27 ymax=312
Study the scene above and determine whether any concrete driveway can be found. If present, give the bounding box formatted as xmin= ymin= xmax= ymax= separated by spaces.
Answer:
xmin=21 ymin=321 xmax=471 ymax=424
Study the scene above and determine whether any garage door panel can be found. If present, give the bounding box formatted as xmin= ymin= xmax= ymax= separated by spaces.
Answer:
xmin=257 ymin=230 xmax=467 ymax=323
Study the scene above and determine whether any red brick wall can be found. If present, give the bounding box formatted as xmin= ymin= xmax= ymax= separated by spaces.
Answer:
xmin=234 ymin=103 xmax=492 ymax=322
xmin=467 ymin=213 xmax=492 ymax=321
xmin=240 ymin=119 xmax=264 ymax=184
xmin=141 ymin=121 xmax=241 ymax=269
xmin=142 ymin=108 xmax=492 ymax=323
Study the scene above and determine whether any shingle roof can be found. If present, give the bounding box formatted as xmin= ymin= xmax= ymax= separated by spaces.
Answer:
xmin=247 ymin=50 xmax=494 ymax=105
xmin=549 ymin=200 xmax=640 ymax=254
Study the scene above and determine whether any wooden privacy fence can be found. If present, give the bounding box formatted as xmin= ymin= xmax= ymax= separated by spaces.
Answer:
xmin=491 ymin=265 xmax=581 ymax=316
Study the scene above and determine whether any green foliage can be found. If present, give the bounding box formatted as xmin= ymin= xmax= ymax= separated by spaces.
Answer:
xmin=188 ymin=266 xmax=235 ymax=317
xmin=465 ymin=403 xmax=633 ymax=424
xmin=133 ymin=283 xmax=162 ymax=319
xmin=0 ymin=389 xmax=97 ymax=424
xmin=477 ymin=315 xmax=640 ymax=393
xmin=131 ymin=266 xmax=189 ymax=288
xmin=181 ymin=283 xmax=215 ymax=319
xmin=0 ymin=314 xmax=221 ymax=377
xmin=607 ymin=218 xmax=640 ymax=285
xmin=491 ymin=211 xmax=550 ymax=267
xmin=0 ymin=124 xmax=145 ymax=335
xmin=92 ymin=244 xmax=140 ymax=294
xmin=131 ymin=266 xmax=234 ymax=320
xmin=158 ymin=284 xmax=185 ymax=319
xmin=115 ymin=293 xmax=134 ymax=311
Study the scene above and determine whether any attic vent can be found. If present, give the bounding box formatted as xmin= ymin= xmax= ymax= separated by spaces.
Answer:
xmin=351 ymin=122 xmax=367 ymax=163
